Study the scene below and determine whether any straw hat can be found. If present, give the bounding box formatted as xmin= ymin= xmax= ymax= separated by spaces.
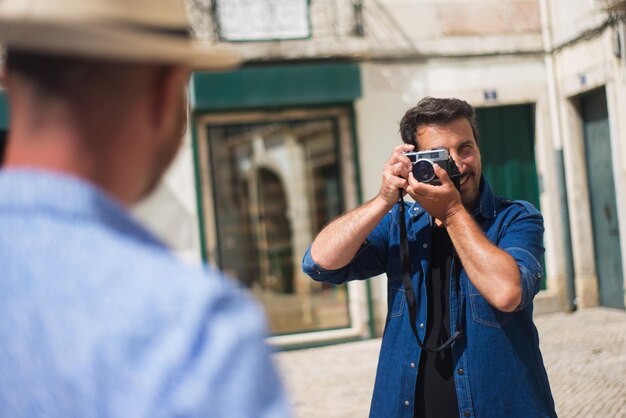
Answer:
xmin=0 ymin=0 xmax=240 ymax=70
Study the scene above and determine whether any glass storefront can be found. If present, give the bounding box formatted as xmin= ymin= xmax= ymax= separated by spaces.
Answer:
xmin=195 ymin=108 xmax=364 ymax=338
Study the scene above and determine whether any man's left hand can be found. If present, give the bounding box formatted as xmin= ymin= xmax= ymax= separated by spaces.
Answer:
xmin=406 ymin=164 xmax=463 ymax=225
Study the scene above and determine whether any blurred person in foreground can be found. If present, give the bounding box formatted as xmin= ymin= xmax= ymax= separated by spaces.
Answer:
xmin=303 ymin=97 xmax=556 ymax=417
xmin=0 ymin=0 xmax=289 ymax=416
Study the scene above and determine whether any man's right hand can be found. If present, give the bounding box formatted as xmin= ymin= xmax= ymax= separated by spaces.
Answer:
xmin=378 ymin=144 xmax=415 ymax=205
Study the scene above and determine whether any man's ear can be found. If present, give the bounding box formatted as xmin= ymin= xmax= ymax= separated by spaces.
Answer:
xmin=148 ymin=66 xmax=190 ymax=132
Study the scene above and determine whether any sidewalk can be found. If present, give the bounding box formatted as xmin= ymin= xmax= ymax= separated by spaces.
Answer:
xmin=275 ymin=307 xmax=626 ymax=417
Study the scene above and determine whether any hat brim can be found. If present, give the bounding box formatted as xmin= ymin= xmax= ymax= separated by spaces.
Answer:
xmin=0 ymin=19 xmax=240 ymax=70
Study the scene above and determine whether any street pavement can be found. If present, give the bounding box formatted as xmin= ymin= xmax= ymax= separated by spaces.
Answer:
xmin=275 ymin=307 xmax=626 ymax=418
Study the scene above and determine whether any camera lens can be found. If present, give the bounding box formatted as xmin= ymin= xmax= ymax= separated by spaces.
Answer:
xmin=413 ymin=160 xmax=435 ymax=183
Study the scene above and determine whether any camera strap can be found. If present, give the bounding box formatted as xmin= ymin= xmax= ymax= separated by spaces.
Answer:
xmin=398 ymin=190 xmax=464 ymax=353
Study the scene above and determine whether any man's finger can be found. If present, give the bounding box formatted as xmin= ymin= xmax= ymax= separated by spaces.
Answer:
xmin=388 ymin=144 xmax=414 ymax=168
xmin=395 ymin=162 xmax=411 ymax=178
xmin=395 ymin=143 xmax=415 ymax=153
xmin=393 ymin=144 xmax=415 ymax=162
xmin=408 ymin=173 xmax=431 ymax=196
xmin=433 ymin=164 xmax=452 ymax=186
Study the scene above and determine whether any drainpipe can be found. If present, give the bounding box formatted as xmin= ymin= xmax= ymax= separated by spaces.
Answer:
xmin=538 ymin=0 xmax=576 ymax=311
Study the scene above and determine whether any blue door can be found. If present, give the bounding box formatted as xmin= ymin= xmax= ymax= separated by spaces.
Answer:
xmin=582 ymin=88 xmax=625 ymax=309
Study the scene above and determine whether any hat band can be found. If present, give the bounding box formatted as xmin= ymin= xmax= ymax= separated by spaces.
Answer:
xmin=117 ymin=21 xmax=191 ymax=39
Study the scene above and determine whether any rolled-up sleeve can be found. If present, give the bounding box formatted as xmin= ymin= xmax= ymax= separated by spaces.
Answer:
xmin=302 ymin=210 xmax=393 ymax=285
xmin=498 ymin=202 xmax=545 ymax=311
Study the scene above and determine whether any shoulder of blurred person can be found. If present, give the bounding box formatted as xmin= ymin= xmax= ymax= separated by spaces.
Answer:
xmin=0 ymin=169 xmax=289 ymax=418
xmin=0 ymin=0 xmax=289 ymax=416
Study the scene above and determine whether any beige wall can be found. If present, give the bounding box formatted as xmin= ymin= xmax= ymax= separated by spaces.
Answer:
xmin=188 ymin=0 xmax=543 ymax=61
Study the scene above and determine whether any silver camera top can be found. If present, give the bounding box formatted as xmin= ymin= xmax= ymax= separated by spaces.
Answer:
xmin=404 ymin=148 xmax=449 ymax=164
xmin=403 ymin=148 xmax=450 ymax=184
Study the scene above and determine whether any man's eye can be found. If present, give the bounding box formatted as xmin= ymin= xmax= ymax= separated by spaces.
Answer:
xmin=458 ymin=145 xmax=472 ymax=156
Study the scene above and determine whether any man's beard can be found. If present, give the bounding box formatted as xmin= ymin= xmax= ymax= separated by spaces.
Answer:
xmin=460 ymin=171 xmax=480 ymax=211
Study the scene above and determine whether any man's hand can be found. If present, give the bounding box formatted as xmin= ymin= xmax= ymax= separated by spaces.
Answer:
xmin=409 ymin=164 xmax=523 ymax=312
xmin=378 ymin=144 xmax=415 ymax=206
xmin=406 ymin=163 xmax=463 ymax=224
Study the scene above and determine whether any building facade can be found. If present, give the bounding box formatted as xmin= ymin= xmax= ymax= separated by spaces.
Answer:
xmin=1 ymin=0 xmax=624 ymax=347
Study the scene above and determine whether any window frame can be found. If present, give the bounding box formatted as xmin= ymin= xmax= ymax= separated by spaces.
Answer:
xmin=212 ymin=0 xmax=313 ymax=42
xmin=194 ymin=107 xmax=370 ymax=347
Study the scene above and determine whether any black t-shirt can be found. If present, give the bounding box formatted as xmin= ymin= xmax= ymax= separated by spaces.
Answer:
xmin=414 ymin=226 xmax=459 ymax=418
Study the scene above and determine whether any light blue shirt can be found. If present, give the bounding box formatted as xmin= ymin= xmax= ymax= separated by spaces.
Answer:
xmin=0 ymin=169 xmax=290 ymax=418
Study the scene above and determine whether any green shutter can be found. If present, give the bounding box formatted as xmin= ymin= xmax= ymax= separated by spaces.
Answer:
xmin=476 ymin=104 xmax=540 ymax=209
xmin=476 ymin=104 xmax=544 ymax=288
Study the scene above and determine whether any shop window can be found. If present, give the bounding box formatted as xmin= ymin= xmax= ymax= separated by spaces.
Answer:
xmin=196 ymin=108 xmax=363 ymax=337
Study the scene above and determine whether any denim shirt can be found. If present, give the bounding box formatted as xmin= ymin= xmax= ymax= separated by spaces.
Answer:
xmin=303 ymin=178 xmax=556 ymax=418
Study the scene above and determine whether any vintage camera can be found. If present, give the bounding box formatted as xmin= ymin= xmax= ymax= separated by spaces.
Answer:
xmin=404 ymin=148 xmax=461 ymax=186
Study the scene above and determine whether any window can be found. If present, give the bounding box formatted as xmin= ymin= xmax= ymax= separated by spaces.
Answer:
xmin=215 ymin=0 xmax=310 ymax=41
xmin=196 ymin=108 xmax=368 ymax=340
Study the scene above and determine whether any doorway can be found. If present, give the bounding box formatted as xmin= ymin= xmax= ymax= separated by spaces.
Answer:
xmin=475 ymin=104 xmax=544 ymax=287
xmin=475 ymin=104 xmax=540 ymax=208
xmin=581 ymin=88 xmax=624 ymax=309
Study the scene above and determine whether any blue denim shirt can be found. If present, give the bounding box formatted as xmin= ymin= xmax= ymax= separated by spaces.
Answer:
xmin=303 ymin=178 xmax=556 ymax=418
xmin=0 ymin=169 xmax=290 ymax=418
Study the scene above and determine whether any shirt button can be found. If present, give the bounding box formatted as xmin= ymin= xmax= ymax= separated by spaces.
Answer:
xmin=422 ymin=243 xmax=428 ymax=248
xmin=464 ymin=411 xmax=471 ymax=417
xmin=419 ymin=323 xmax=424 ymax=329
xmin=457 ymin=368 xmax=464 ymax=375
xmin=410 ymin=362 xmax=416 ymax=368
xmin=405 ymin=400 xmax=410 ymax=406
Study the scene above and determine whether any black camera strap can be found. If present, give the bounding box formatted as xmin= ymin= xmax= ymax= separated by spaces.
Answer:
xmin=398 ymin=190 xmax=464 ymax=353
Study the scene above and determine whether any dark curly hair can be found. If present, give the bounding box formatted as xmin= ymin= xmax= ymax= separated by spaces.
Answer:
xmin=399 ymin=97 xmax=479 ymax=149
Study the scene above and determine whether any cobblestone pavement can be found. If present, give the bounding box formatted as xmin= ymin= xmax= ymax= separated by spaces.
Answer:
xmin=275 ymin=307 xmax=626 ymax=418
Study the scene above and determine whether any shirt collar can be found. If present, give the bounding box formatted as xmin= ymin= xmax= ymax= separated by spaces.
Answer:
xmin=470 ymin=176 xmax=496 ymax=220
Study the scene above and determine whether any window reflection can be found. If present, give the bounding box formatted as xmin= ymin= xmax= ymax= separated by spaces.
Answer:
xmin=207 ymin=118 xmax=350 ymax=334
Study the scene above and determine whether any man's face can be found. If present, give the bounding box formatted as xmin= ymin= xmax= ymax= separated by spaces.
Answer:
xmin=415 ymin=117 xmax=482 ymax=210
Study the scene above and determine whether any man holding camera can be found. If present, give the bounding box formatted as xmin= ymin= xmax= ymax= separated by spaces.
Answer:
xmin=303 ymin=97 xmax=556 ymax=417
